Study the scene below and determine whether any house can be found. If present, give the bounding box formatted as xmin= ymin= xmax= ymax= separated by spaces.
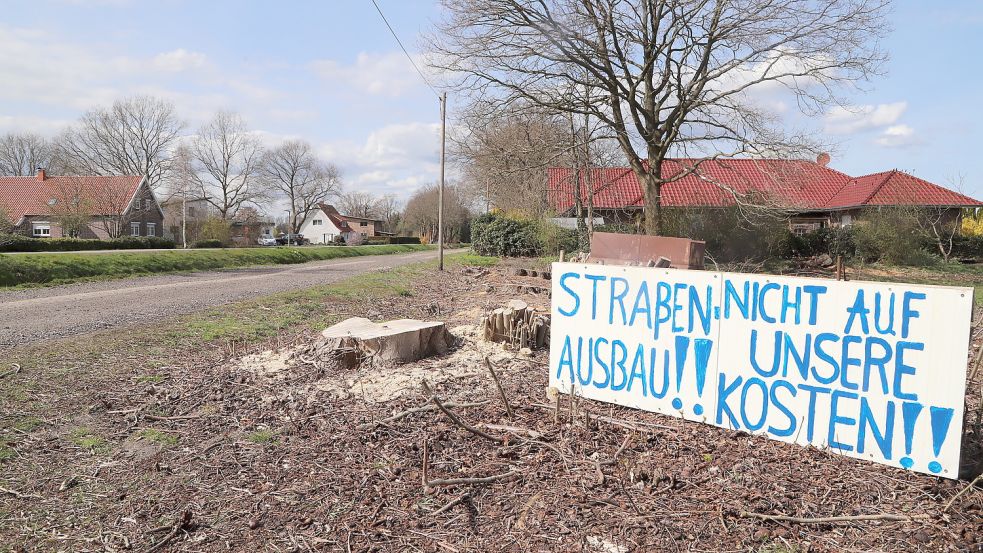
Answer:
xmin=338 ymin=213 xmax=387 ymax=238
xmin=0 ymin=169 xmax=163 ymax=238
xmin=299 ymin=203 xmax=356 ymax=244
xmin=160 ymin=196 xmax=212 ymax=244
xmin=547 ymin=157 xmax=982 ymax=234
xmin=230 ymin=208 xmax=276 ymax=246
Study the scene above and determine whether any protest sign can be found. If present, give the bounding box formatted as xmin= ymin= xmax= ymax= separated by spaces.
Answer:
xmin=550 ymin=263 xmax=973 ymax=477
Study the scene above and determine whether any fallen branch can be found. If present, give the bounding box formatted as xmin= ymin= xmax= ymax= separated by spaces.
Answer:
xmin=0 ymin=485 xmax=41 ymax=499
xmin=145 ymin=509 xmax=192 ymax=553
xmin=943 ymin=473 xmax=983 ymax=512
xmin=421 ymin=380 xmax=503 ymax=444
xmin=426 ymin=470 xmax=520 ymax=488
xmin=740 ymin=511 xmax=931 ymax=525
xmin=484 ymin=357 xmax=514 ymax=420
xmin=358 ymin=401 xmax=489 ymax=430
xmin=430 ymin=493 xmax=470 ymax=516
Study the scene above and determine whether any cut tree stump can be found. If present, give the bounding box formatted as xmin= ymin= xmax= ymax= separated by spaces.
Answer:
xmin=321 ymin=317 xmax=453 ymax=364
xmin=481 ymin=300 xmax=550 ymax=350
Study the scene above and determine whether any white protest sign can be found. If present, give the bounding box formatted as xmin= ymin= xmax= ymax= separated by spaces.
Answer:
xmin=550 ymin=263 xmax=973 ymax=477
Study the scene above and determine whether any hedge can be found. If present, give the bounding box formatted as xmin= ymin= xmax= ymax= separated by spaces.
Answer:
xmin=363 ymin=236 xmax=422 ymax=245
xmin=192 ymin=239 xmax=225 ymax=249
xmin=0 ymin=234 xmax=175 ymax=253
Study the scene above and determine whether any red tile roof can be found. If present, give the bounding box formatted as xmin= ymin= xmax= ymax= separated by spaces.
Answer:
xmin=317 ymin=203 xmax=354 ymax=233
xmin=548 ymin=160 xmax=982 ymax=212
xmin=0 ymin=174 xmax=144 ymax=224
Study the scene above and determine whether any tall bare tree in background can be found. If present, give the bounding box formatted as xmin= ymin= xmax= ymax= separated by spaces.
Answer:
xmin=190 ymin=111 xmax=265 ymax=219
xmin=430 ymin=0 xmax=890 ymax=234
xmin=0 ymin=133 xmax=53 ymax=176
xmin=262 ymin=140 xmax=342 ymax=233
xmin=54 ymin=96 xmax=184 ymax=190
xmin=337 ymin=190 xmax=379 ymax=219
xmin=402 ymin=183 xmax=474 ymax=242
xmin=373 ymin=193 xmax=403 ymax=233
xmin=453 ymin=104 xmax=573 ymax=215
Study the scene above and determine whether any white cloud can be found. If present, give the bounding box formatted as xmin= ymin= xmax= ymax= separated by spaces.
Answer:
xmin=319 ymin=122 xmax=441 ymax=198
xmin=875 ymin=124 xmax=919 ymax=148
xmin=824 ymin=102 xmax=907 ymax=135
xmin=310 ymin=52 xmax=434 ymax=97
xmin=152 ymin=49 xmax=208 ymax=72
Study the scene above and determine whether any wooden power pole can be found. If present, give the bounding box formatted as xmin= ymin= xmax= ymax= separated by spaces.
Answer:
xmin=438 ymin=91 xmax=446 ymax=271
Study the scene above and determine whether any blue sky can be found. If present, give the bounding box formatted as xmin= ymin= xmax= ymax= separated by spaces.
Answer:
xmin=0 ymin=0 xmax=981 ymax=200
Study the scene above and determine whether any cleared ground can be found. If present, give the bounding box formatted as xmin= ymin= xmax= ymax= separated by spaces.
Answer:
xmin=0 ymin=248 xmax=460 ymax=349
xmin=0 ymin=254 xmax=979 ymax=552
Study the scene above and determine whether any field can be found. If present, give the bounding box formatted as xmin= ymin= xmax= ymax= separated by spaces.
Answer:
xmin=0 ymin=244 xmax=434 ymax=287
xmin=0 ymin=253 xmax=980 ymax=551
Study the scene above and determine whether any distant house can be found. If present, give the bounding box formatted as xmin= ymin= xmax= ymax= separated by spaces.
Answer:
xmin=338 ymin=213 xmax=388 ymax=238
xmin=547 ymin=157 xmax=982 ymax=234
xmin=0 ymin=169 xmax=163 ymax=238
xmin=160 ymin=196 xmax=211 ymax=244
xmin=299 ymin=203 xmax=356 ymax=244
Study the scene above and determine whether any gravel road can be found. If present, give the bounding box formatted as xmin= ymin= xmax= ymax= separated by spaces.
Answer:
xmin=0 ymin=248 xmax=461 ymax=350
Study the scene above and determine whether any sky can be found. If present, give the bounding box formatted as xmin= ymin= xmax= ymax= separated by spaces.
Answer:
xmin=0 ymin=0 xmax=981 ymax=202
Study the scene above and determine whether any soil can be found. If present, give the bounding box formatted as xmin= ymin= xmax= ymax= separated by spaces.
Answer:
xmin=0 ymin=259 xmax=981 ymax=552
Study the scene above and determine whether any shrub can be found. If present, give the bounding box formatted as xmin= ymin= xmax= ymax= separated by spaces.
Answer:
xmin=197 ymin=217 xmax=232 ymax=246
xmin=0 ymin=234 xmax=175 ymax=253
xmin=363 ymin=236 xmax=422 ymax=245
xmin=192 ymin=239 xmax=224 ymax=249
xmin=470 ymin=212 xmax=543 ymax=257
xmin=852 ymin=208 xmax=936 ymax=265
xmin=662 ymin=207 xmax=793 ymax=263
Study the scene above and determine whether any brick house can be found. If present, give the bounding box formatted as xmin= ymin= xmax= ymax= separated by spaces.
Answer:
xmin=0 ymin=169 xmax=163 ymax=239
xmin=547 ymin=157 xmax=982 ymax=233
xmin=337 ymin=213 xmax=386 ymax=239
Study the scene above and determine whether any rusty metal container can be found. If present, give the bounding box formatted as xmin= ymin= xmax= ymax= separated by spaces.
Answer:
xmin=588 ymin=232 xmax=706 ymax=270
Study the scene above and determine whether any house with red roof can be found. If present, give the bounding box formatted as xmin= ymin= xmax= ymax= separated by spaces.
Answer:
xmin=0 ymin=169 xmax=163 ymax=239
xmin=547 ymin=157 xmax=982 ymax=234
xmin=299 ymin=203 xmax=358 ymax=244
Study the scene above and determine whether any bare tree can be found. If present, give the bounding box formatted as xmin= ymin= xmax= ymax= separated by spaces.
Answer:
xmin=430 ymin=0 xmax=889 ymax=234
xmin=373 ymin=194 xmax=403 ymax=234
xmin=262 ymin=140 xmax=342 ymax=233
xmin=48 ymin=176 xmax=94 ymax=238
xmin=190 ymin=111 xmax=266 ymax=219
xmin=54 ymin=96 xmax=184 ymax=189
xmin=0 ymin=133 xmax=53 ymax=176
xmin=402 ymin=183 xmax=473 ymax=242
xmin=337 ymin=190 xmax=379 ymax=219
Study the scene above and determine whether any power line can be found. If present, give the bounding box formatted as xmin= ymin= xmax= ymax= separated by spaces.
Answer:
xmin=368 ymin=0 xmax=440 ymax=98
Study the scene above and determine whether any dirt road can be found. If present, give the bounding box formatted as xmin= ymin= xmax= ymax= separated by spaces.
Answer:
xmin=0 ymin=248 xmax=461 ymax=349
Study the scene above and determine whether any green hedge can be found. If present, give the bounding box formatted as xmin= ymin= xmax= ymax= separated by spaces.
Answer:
xmin=192 ymin=239 xmax=224 ymax=249
xmin=0 ymin=244 xmax=435 ymax=287
xmin=363 ymin=236 xmax=422 ymax=245
xmin=0 ymin=234 xmax=175 ymax=253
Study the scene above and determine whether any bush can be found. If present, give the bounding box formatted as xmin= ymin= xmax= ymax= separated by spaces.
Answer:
xmin=661 ymin=207 xmax=793 ymax=263
xmin=950 ymin=234 xmax=983 ymax=261
xmin=192 ymin=239 xmax=224 ymax=249
xmin=197 ymin=217 xmax=232 ymax=246
xmin=852 ymin=208 xmax=936 ymax=266
xmin=0 ymin=234 xmax=175 ymax=253
xmin=470 ymin=212 xmax=543 ymax=257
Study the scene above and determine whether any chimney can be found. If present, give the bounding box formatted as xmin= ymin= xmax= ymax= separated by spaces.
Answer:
xmin=816 ymin=153 xmax=831 ymax=167
xmin=36 ymin=167 xmax=46 ymax=181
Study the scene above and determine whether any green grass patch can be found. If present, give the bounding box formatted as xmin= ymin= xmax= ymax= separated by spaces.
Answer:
xmin=8 ymin=416 xmax=43 ymax=433
xmin=0 ymin=439 xmax=15 ymax=463
xmin=137 ymin=428 xmax=179 ymax=446
xmin=0 ymin=244 xmax=434 ymax=287
xmin=69 ymin=428 xmax=109 ymax=453
xmin=246 ymin=429 xmax=276 ymax=444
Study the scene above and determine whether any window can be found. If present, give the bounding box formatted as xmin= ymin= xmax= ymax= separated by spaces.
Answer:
xmin=32 ymin=223 xmax=51 ymax=237
xmin=144 ymin=198 xmax=152 ymax=210
xmin=147 ymin=223 xmax=156 ymax=236
xmin=188 ymin=206 xmax=196 ymax=217
xmin=312 ymin=219 xmax=323 ymax=226
xmin=359 ymin=221 xmax=368 ymax=227
xmin=131 ymin=222 xmax=141 ymax=236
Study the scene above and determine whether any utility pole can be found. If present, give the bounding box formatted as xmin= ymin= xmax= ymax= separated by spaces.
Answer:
xmin=438 ymin=91 xmax=446 ymax=271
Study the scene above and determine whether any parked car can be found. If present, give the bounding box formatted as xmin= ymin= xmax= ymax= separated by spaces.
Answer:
xmin=257 ymin=235 xmax=277 ymax=246
xmin=276 ymin=233 xmax=307 ymax=246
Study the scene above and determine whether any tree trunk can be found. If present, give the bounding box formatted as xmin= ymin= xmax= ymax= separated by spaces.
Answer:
xmin=641 ymin=170 xmax=663 ymax=236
